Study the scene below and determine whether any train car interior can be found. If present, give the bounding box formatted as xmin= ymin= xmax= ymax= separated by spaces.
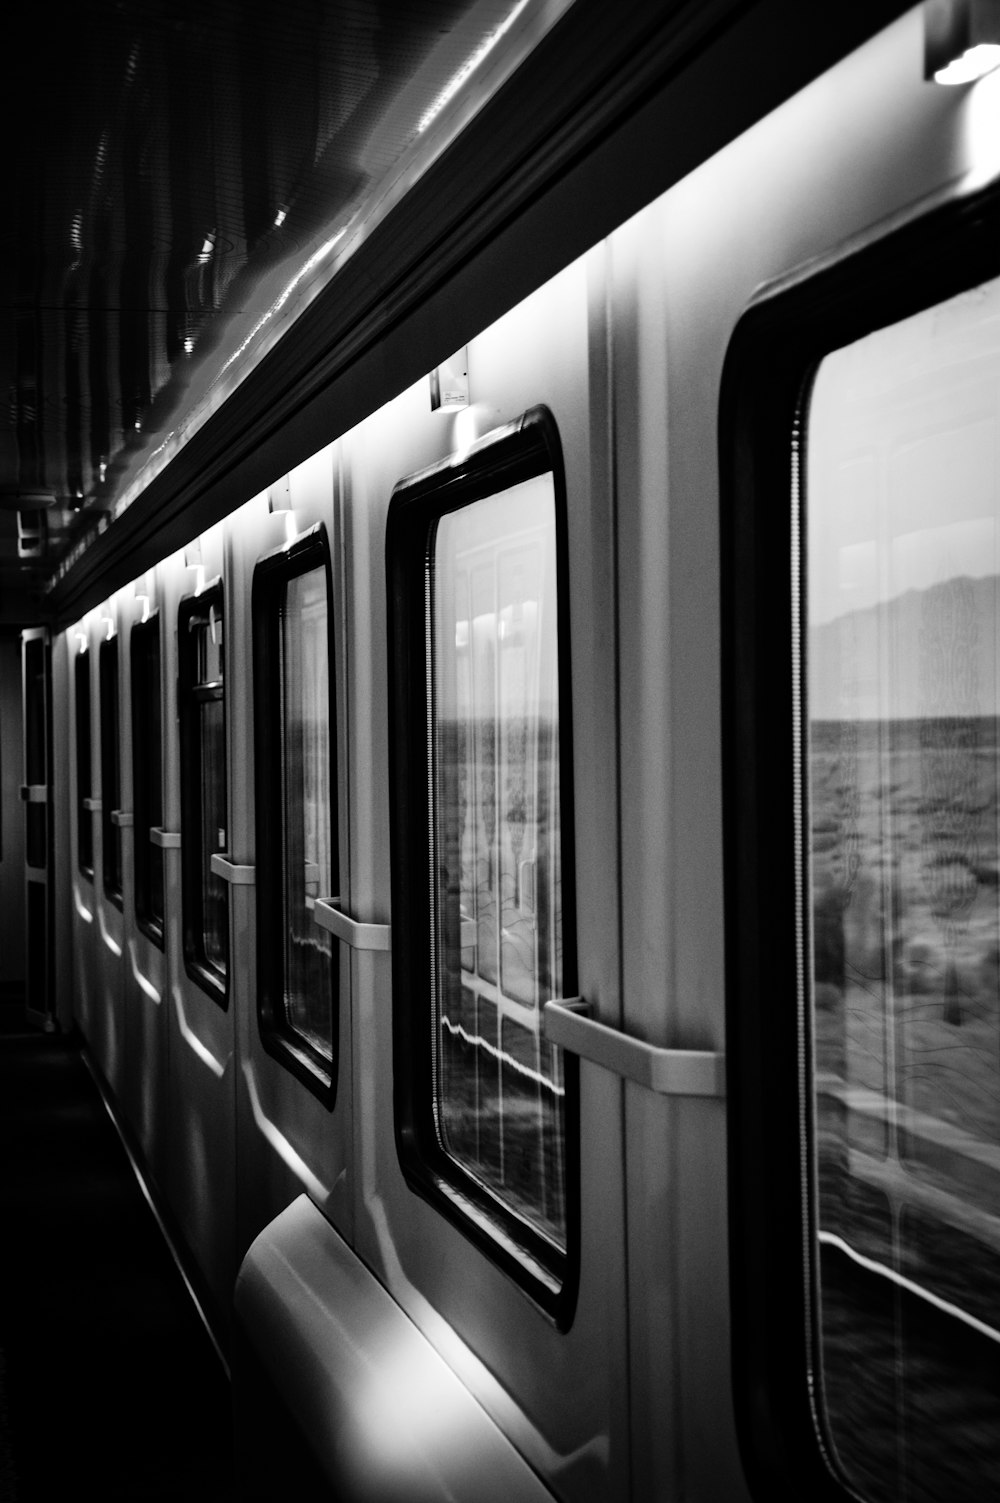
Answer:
xmin=2 ymin=1 xmax=998 ymax=1498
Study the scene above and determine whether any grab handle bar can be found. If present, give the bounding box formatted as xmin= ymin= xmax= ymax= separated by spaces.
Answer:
xmin=543 ymin=998 xmax=724 ymax=1097
xmin=210 ymin=854 xmax=255 ymax=886
xmin=313 ymin=896 xmax=391 ymax=952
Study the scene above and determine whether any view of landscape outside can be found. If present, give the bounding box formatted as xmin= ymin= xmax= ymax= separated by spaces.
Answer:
xmin=429 ymin=475 xmax=567 ymax=1255
xmin=806 ymin=277 xmax=1000 ymax=1500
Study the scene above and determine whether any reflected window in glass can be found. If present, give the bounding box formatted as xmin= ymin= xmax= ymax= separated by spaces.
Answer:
xmin=280 ymin=566 xmax=335 ymax=1059
xmin=179 ymin=587 xmax=228 ymax=1003
xmin=24 ymin=636 xmax=47 ymax=871
xmin=75 ymin=650 xmax=92 ymax=877
xmin=99 ymin=636 xmax=122 ymax=903
xmin=429 ymin=477 xmax=567 ymax=1251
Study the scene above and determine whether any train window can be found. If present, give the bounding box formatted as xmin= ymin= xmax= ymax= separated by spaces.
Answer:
xmin=802 ymin=278 xmax=1000 ymax=1503
xmin=24 ymin=635 xmax=47 ymax=870
xmin=99 ymin=635 xmax=122 ymax=905
xmin=723 ymin=204 xmax=1000 ymax=1503
xmin=253 ymin=527 xmax=338 ymax=1102
xmin=178 ymin=585 xmax=228 ymax=1005
xmin=131 ymin=614 xmax=164 ymax=946
xmin=387 ymin=408 xmax=578 ymax=1318
xmin=75 ymin=650 xmax=93 ymax=877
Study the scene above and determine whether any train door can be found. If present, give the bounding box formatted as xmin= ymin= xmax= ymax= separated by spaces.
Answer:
xmin=233 ymin=454 xmax=355 ymax=1264
xmin=21 ymin=627 xmax=53 ymax=1032
xmin=119 ymin=575 xmax=169 ymax=1164
xmin=162 ymin=524 xmax=237 ymax=1321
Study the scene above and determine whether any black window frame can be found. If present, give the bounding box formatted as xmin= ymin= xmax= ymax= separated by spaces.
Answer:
xmin=720 ymin=181 xmax=1000 ymax=1502
xmin=252 ymin=524 xmax=339 ymax=1107
xmin=386 ymin=404 xmax=580 ymax=1327
xmin=178 ymin=582 xmax=229 ymax=1007
xmin=74 ymin=647 xmax=93 ymax=879
xmin=99 ymin=633 xmax=122 ymax=908
xmin=131 ymin=611 xmax=164 ymax=948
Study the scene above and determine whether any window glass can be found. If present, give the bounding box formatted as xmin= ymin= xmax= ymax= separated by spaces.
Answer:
xmin=75 ymin=651 xmax=92 ymax=876
xmin=24 ymin=636 xmax=46 ymax=870
xmin=99 ymin=636 xmax=121 ymax=902
xmin=429 ymin=473 xmax=567 ymax=1252
xmin=254 ymin=534 xmax=338 ymax=1097
xmin=25 ymin=637 xmax=45 ymax=785
xmin=180 ymin=589 xmax=227 ymax=998
xmin=804 ymin=276 xmax=1000 ymax=1501
xmin=279 ymin=567 xmax=334 ymax=1058
xmin=131 ymin=618 xmax=163 ymax=938
xmin=200 ymin=694 xmax=226 ymax=969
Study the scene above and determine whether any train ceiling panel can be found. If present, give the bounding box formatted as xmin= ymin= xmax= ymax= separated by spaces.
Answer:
xmin=3 ymin=0 xmax=532 ymax=620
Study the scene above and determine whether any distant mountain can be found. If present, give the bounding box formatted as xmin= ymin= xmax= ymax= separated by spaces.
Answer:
xmin=809 ymin=574 xmax=1000 ymax=721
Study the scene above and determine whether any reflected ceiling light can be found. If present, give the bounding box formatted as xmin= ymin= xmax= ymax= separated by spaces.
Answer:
xmin=451 ymin=403 xmax=482 ymax=467
xmin=926 ymin=0 xmax=1000 ymax=83
xmin=417 ymin=0 xmax=531 ymax=133
xmin=216 ymin=227 xmax=346 ymax=381
xmin=183 ymin=335 xmax=195 ymax=355
xmin=274 ymin=207 xmax=287 ymax=227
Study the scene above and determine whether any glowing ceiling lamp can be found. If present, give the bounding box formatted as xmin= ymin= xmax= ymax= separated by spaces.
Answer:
xmin=926 ymin=0 xmax=1000 ymax=83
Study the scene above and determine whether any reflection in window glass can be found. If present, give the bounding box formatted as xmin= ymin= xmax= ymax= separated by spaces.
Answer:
xmin=279 ymin=568 xmax=334 ymax=1058
xmin=200 ymin=694 xmax=226 ymax=969
xmin=180 ymin=591 xmax=227 ymax=996
xmin=75 ymin=651 xmax=92 ymax=876
xmin=131 ymin=619 xmax=163 ymax=937
xmin=429 ymin=475 xmax=566 ymax=1251
xmin=25 ymin=637 xmax=45 ymax=785
xmin=805 ymin=277 xmax=1000 ymax=1502
xmin=99 ymin=637 xmax=121 ymax=901
xmin=24 ymin=637 xmax=46 ymax=870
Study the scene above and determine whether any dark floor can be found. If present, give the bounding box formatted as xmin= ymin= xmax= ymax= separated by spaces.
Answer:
xmin=0 ymin=1005 xmax=237 ymax=1501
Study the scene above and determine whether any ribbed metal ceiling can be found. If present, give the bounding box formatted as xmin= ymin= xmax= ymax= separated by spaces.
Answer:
xmin=3 ymin=0 xmax=519 ymax=619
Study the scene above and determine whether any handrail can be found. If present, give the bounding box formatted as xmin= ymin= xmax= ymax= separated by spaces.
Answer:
xmin=313 ymin=896 xmax=391 ymax=952
xmin=543 ymin=998 xmax=724 ymax=1097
